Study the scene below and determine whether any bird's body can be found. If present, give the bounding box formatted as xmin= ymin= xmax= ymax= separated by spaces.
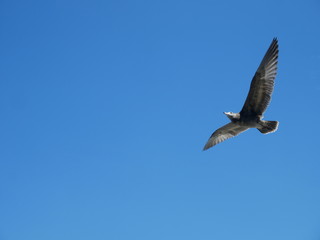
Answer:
xmin=203 ymin=38 xmax=279 ymax=150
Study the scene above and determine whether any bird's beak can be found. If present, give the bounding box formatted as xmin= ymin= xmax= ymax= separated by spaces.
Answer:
xmin=223 ymin=112 xmax=227 ymax=115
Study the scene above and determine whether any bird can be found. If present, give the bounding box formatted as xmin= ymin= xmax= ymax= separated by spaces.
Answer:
xmin=203 ymin=38 xmax=279 ymax=150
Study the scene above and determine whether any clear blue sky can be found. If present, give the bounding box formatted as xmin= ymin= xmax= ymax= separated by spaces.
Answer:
xmin=1 ymin=0 xmax=320 ymax=239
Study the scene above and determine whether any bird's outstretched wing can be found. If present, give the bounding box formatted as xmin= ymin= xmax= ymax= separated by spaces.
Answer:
xmin=203 ymin=122 xmax=249 ymax=150
xmin=240 ymin=38 xmax=279 ymax=116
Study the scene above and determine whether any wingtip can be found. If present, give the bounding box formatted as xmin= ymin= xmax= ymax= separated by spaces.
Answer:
xmin=202 ymin=143 xmax=211 ymax=151
xmin=203 ymin=142 xmax=214 ymax=151
xmin=271 ymin=37 xmax=278 ymax=46
xmin=272 ymin=37 xmax=279 ymax=47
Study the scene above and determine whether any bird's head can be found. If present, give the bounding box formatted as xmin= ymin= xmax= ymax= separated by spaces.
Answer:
xmin=223 ymin=112 xmax=239 ymax=121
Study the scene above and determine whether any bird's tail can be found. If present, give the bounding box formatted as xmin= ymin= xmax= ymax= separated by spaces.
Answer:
xmin=258 ymin=120 xmax=279 ymax=134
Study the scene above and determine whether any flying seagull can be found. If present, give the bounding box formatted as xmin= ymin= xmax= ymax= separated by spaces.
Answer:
xmin=203 ymin=38 xmax=279 ymax=150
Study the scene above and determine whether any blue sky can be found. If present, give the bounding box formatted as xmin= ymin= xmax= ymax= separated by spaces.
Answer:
xmin=1 ymin=0 xmax=320 ymax=239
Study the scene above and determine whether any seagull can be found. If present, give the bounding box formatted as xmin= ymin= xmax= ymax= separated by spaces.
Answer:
xmin=203 ymin=38 xmax=279 ymax=150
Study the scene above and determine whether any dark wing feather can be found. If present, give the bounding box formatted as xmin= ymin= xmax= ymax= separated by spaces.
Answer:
xmin=203 ymin=122 xmax=249 ymax=150
xmin=240 ymin=38 xmax=279 ymax=116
